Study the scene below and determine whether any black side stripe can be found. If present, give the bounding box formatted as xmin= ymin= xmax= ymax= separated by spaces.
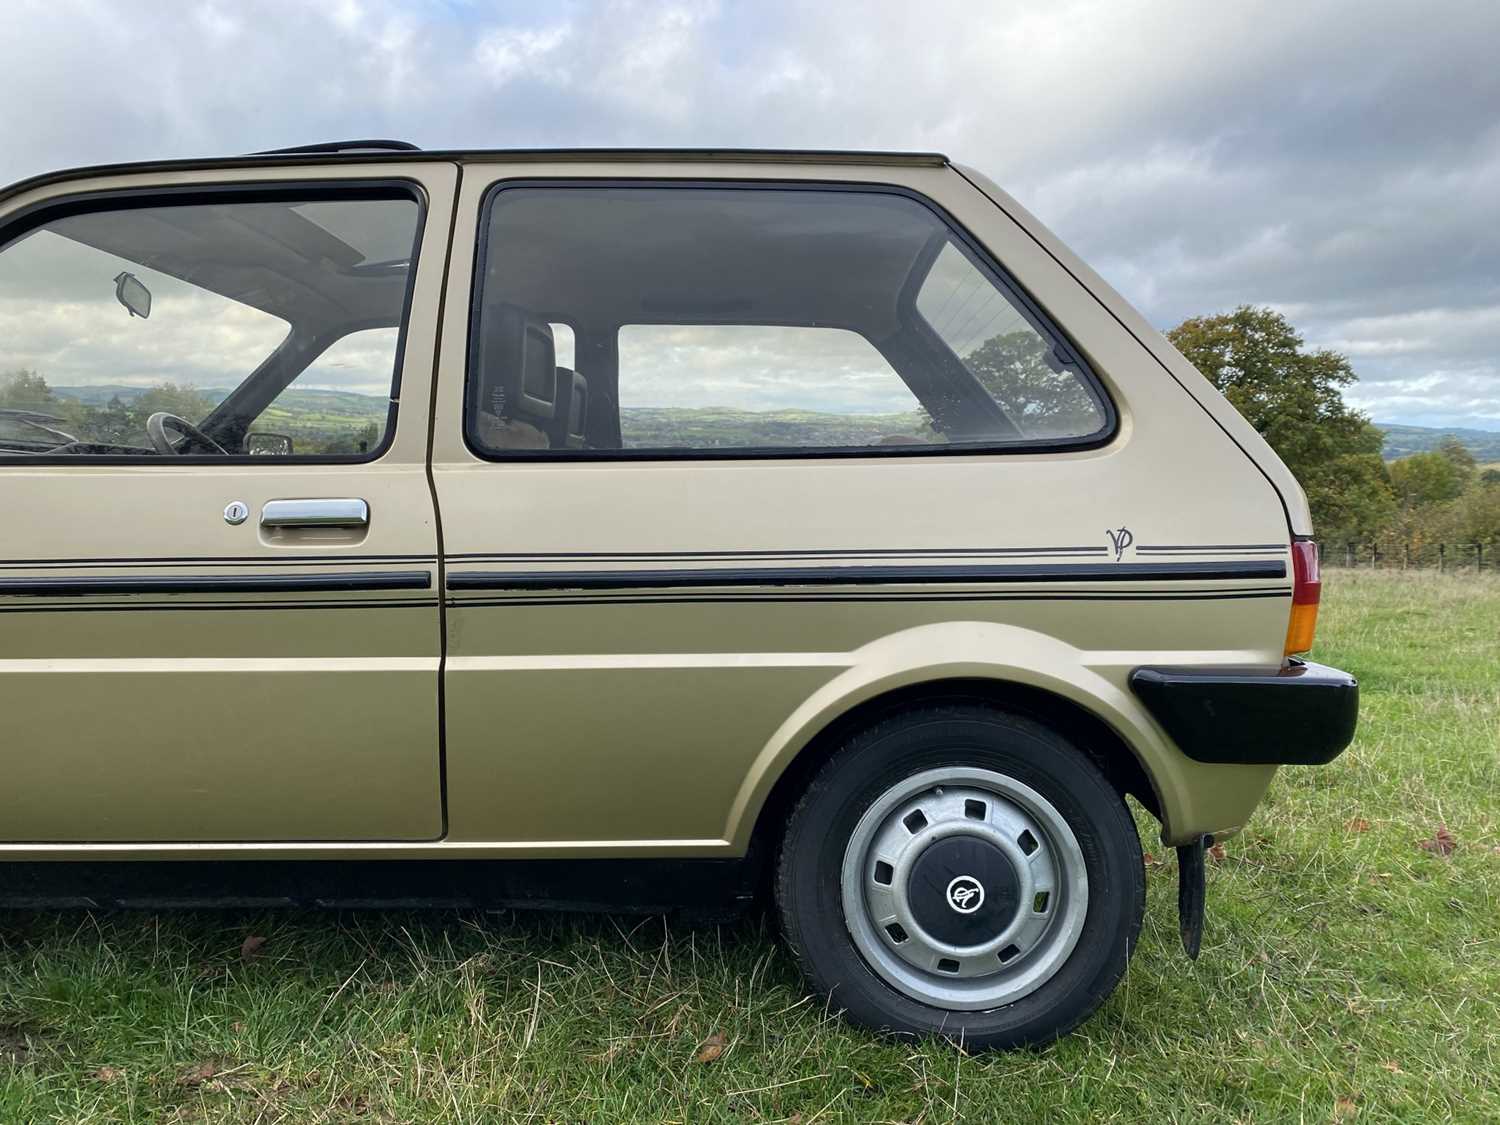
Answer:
xmin=0 ymin=547 xmax=1285 ymax=568
xmin=1136 ymin=544 xmax=1284 ymax=553
xmin=448 ymin=589 xmax=1293 ymax=608
xmin=0 ymin=558 xmax=438 ymax=572
xmin=0 ymin=571 xmax=433 ymax=596
xmin=446 ymin=561 xmax=1286 ymax=592
xmin=448 ymin=582 xmax=1290 ymax=600
xmin=449 ymin=546 xmax=1109 ymax=561
xmin=0 ymin=553 xmax=435 ymax=569
xmin=0 ymin=598 xmax=439 ymax=615
xmin=448 ymin=545 xmax=1290 ymax=563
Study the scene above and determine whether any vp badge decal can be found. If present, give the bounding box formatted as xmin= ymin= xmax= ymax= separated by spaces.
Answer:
xmin=1106 ymin=526 xmax=1134 ymax=561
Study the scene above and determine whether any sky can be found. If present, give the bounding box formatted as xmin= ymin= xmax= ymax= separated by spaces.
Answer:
xmin=2 ymin=0 xmax=1498 ymax=430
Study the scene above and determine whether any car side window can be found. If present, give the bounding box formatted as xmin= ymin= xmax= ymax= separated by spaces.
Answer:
xmin=0 ymin=190 xmax=421 ymax=460
xmin=466 ymin=184 xmax=1111 ymax=457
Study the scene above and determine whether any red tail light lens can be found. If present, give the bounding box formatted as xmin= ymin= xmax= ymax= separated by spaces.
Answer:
xmin=1285 ymin=540 xmax=1321 ymax=655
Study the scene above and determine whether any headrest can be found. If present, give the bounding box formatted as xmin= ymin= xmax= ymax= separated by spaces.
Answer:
xmin=551 ymin=367 xmax=589 ymax=449
xmin=480 ymin=304 xmax=556 ymax=422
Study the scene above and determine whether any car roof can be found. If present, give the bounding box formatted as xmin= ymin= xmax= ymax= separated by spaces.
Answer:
xmin=1 ymin=145 xmax=951 ymax=207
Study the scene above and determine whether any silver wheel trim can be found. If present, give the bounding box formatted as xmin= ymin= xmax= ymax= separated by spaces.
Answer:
xmin=840 ymin=766 xmax=1090 ymax=1012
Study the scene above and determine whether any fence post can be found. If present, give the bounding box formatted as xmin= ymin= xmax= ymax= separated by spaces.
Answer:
xmin=1346 ymin=540 xmax=1355 ymax=567
xmin=1477 ymin=542 xmax=1484 ymax=573
xmin=1403 ymin=543 xmax=1410 ymax=570
xmin=1371 ymin=542 xmax=1379 ymax=568
xmin=1439 ymin=543 xmax=1446 ymax=573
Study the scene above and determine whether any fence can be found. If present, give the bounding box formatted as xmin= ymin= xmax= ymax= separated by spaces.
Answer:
xmin=1318 ymin=540 xmax=1498 ymax=573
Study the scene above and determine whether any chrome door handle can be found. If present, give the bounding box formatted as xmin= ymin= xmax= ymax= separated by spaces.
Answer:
xmin=260 ymin=498 xmax=369 ymax=528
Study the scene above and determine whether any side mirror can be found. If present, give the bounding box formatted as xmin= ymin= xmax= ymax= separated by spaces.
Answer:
xmin=113 ymin=271 xmax=152 ymax=319
xmin=245 ymin=432 xmax=293 ymax=456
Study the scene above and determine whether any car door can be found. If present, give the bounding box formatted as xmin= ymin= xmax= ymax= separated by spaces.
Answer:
xmin=0 ymin=161 xmax=456 ymax=843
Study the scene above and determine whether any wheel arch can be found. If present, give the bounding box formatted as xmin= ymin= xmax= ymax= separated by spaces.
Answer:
xmin=741 ymin=676 xmax=1164 ymax=863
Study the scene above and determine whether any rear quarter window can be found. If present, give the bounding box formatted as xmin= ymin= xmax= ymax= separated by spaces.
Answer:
xmin=466 ymin=183 xmax=1112 ymax=458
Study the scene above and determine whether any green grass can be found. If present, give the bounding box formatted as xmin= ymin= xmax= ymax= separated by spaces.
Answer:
xmin=3 ymin=570 xmax=1498 ymax=1122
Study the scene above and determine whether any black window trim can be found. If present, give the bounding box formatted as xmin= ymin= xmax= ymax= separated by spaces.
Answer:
xmin=463 ymin=176 xmax=1119 ymax=463
xmin=0 ymin=177 xmax=428 ymax=467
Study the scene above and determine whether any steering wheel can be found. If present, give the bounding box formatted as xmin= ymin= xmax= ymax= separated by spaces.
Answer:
xmin=145 ymin=411 xmax=229 ymax=456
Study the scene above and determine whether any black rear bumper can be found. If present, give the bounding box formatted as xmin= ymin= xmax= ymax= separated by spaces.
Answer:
xmin=1129 ymin=659 xmax=1358 ymax=765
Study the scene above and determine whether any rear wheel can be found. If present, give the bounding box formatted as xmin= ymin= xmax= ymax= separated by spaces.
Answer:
xmin=775 ymin=703 xmax=1144 ymax=1049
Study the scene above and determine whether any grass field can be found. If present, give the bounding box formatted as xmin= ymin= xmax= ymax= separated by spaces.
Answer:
xmin=2 ymin=570 xmax=1498 ymax=1123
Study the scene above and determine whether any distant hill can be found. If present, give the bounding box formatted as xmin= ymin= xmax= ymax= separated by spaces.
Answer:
xmin=51 ymin=384 xmax=388 ymax=418
xmin=242 ymin=388 xmax=389 ymax=422
xmin=1376 ymin=422 xmax=1500 ymax=463
xmin=50 ymin=384 xmax=226 ymax=406
xmin=619 ymin=406 xmax=929 ymax=448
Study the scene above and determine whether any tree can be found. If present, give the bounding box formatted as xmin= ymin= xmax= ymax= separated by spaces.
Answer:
xmin=1435 ymin=435 xmax=1477 ymax=488
xmin=963 ymin=330 xmax=1102 ymax=437
xmin=0 ymin=371 xmax=221 ymax=449
xmin=1167 ymin=306 xmax=1394 ymax=541
xmin=1455 ymin=478 xmax=1500 ymax=543
xmin=134 ymin=382 xmax=214 ymax=421
xmin=0 ymin=369 xmax=55 ymax=409
xmin=1388 ymin=451 xmax=1464 ymax=508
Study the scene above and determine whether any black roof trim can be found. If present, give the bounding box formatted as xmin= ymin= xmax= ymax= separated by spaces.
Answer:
xmin=1 ymin=148 xmax=951 ymax=208
xmin=253 ymin=139 xmax=422 ymax=155
xmin=451 ymin=148 xmax=950 ymax=167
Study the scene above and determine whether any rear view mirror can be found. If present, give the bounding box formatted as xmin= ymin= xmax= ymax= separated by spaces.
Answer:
xmin=113 ymin=271 xmax=151 ymax=319
xmin=245 ymin=432 xmax=293 ymax=456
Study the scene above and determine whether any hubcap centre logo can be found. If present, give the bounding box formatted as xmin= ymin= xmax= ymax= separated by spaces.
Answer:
xmin=945 ymin=875 xmax=985 ymax=914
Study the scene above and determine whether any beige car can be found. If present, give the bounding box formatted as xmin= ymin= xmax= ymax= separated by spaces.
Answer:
xmin=0 ymin=142 xmax=1356 ymax=1048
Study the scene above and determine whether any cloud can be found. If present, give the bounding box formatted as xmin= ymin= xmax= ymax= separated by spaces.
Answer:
xmin=474 ymin=22 xmax=574 ymax=88
xmin=0 ymin=0 xmax=1496 ymax=427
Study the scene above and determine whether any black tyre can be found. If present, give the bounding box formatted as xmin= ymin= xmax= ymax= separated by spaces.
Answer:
xmin=775 ymin=703 xmax=1144 ymax=1049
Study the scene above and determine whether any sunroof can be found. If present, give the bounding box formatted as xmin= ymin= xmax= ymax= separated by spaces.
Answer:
xmin=293 ymin=200 xmax=415 ymax=266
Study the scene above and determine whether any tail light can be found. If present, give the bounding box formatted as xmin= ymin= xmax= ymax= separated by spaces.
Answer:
xmin=1284 ymin=540 xmax=1321 ymax=655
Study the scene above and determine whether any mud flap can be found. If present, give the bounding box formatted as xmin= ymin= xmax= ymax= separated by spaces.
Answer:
xmin=1176 ymin=834 xmax=1210 ymax=959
